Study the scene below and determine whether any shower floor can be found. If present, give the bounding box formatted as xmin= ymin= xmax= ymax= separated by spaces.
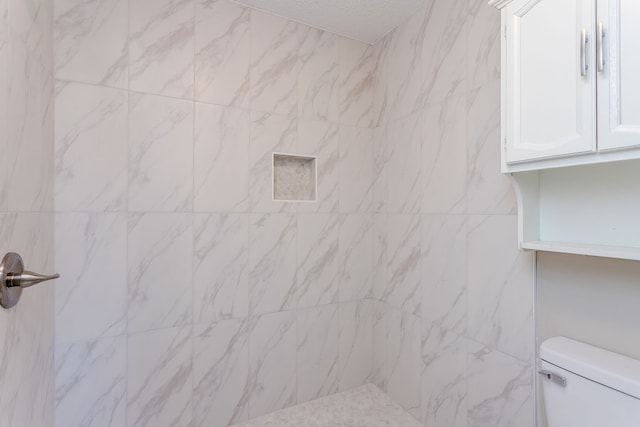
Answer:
xmin=231 ymin=384 xmax=421 ymax=427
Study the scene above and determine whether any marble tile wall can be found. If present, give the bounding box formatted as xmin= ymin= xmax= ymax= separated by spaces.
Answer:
xmin=52 ymin=1 xmax=376 ymax=426
xmin=0 ymin=0 xmax=55 ymax=426
xmin=52 ymin=0 xmax=537 ymax=426
xmin=371 ymin=0 xmax=536 ymax=426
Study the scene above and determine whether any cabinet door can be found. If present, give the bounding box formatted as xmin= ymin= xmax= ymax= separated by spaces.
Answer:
xmin=597 ymin=0 xmax=640 ymax=151
xmin=504 ymin=0 xmax=596 ymax=164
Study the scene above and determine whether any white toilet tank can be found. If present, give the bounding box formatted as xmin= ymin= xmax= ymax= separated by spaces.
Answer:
xmin=540 ymin=336 xmax=640 ymax=427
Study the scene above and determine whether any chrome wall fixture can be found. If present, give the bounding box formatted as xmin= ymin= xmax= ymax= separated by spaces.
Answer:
xmin=0 ymin=252 xmax=59 ymax=309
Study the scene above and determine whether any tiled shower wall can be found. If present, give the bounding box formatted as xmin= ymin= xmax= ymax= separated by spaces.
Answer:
xmin=370 ymin=0 xmax=536 ymax=426
xmin=53 ymin=1 xmax=536 ymax=427
xmin=0 ymin=0 xmax=55 ymax=425
xmin=53 ymin=1 xmax=376 ymax=426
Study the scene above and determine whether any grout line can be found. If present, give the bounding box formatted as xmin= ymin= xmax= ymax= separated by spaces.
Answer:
xmin=246 ymin=6 xmax=253 ymax=420
xmin=124 ymin=0 xmax=131 ymax=424
xmin=190 ymin=0 xmax=196 ymax=424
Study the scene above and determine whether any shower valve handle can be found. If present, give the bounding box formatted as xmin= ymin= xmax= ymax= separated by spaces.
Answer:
xmin=0 ymin=252 xmax=60 ymax=309
xmin=8 ymin=270 xmax=60 ymax=288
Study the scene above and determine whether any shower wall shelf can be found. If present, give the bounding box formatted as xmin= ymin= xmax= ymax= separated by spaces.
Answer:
xmin=272 ymin=152 xmax=317 ymax=202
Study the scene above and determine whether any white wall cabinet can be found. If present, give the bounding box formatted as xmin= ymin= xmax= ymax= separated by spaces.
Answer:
xmin=491 ymin=0 xmax=640 ymax=261
xmin=503 ymin=0 xmax=596 ymax=164
xmin=597 ymin=0 xmax=640 ymax=152
xmin=495 ymin=0 xmax=640 ymax=171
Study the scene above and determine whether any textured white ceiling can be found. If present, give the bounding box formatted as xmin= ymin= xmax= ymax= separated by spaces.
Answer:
xmin=232 ymin=0 xmax=424 ymax=44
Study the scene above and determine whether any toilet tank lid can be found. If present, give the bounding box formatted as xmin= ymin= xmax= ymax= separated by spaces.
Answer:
xmin=541 ymin=336 xmax=640 ymax=399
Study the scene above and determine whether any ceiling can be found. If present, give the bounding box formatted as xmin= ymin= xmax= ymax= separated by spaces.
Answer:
xmin=232 ymin=0 xmax=424 ymax=44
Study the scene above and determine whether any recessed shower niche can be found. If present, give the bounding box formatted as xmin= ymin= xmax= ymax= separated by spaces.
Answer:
xmin=272 ymin=152 xmax=317 ymax=202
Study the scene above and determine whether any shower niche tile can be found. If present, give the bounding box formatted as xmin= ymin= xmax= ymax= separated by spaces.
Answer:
xmin=273 ymin=153 xmax=317 ymax=202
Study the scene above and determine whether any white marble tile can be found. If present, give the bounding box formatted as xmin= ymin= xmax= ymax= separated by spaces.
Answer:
xmin=232 ymin=384 xmax=421 ymax=427
xmin=249 ymin=214 xmax=297 ymax=314
xmin=42 ymin=345 xmax=56 ymax=427
xmin=0 ymin=0 xmax=4 ymax=42
xmin=372 ymin=127 xmax=388 ymax=213
xmin=54 ymin=0 xmax=127 ymax=88
xmin=5 ymin=0 xmax=54 ymax=212
xmin=194 ymin=102 xmax=249 ymax=212
xmin=372 ymin=214 xmax=387 ymax=301
xmin=420 ymin=0 xmax=468 ymax=107
xmin=467 ymin=215 xmax=535 ymax=363
xmin=386 ymin=307 xmax=421 ymax=418
xmin=193 ymin=318 xmax=250 ymax=427
xmin=339 ymin=214 xmax=373 ymax=302
xmin=422 ymin=95 xmax=467 ymax=214
xmin=421 ymin=214 xmax=467 ymax=335
xmin=194 ymin=213 xmax=248 ymax=322
xmin=127 ymin=326 xmax=193 ymax=427
xmin=421 ymin=323 xmax=467 ymax=427
xmin=10 ymin=0 xmax=53 ymax=66
xmin=338 ymin=300 xmax=372 ymax=391
xmin=248 ymin=310 xmax=297 ymax=418
xmin=296 ymin=214 xmax=339 ymax=308
xmin=4 ymin=75 xmax=54 ymax=208
xmin=467 ymin=0 xmax=500 ymax=90
xmin=339 ymin=37 xmax=373 ymax=127
xmin=298 ymin=27 xmax=339 ymax=122
xmin=195 ymin=0 xmax=250 ymax=107
xmin=0 ymin=216 xmax=48 ymax=342
xmin=0 ymin=0 xmax=5 ymax=91
xmin=371 ymin=299 xmax=388 ymax=389
xmin=297 ymin=119 xmax=339 ymax=213
xmin=0 ymin=213 xmax=55 ymax=427
xmin=0 ymin=0 xmax=6 ymax=211
xmin=339 ymin=125 xmax=373 ymax=213
xmin=128 ymin=93 xmax=193 ymax=212
xmin=8 ymin=0 xmax=52 ymax=74
xmin=467 ymin=80 xmax=516 ymax=215
xmin=250 ymin=10 xmax=298 ymax=116
xmin=129 ymin=0 xmax=194 ymax=98
xmin=467 ymin=342 xmax=534 ymax=427
xmin=386 ymin=7 xmax=424 ymax=120
xmin=249 ymin=112 xmax=297 ymax=213
xmin=55 ymin=213 xmax=127 ymax=343
xmin=387 ymin=112 xmax=422 ymax=214
xmin=55 ymin=336 xmax=126 ymax=427
xmin=127 ymin=213 xmax=193 ymax=333
xmin=55 ymin=82 xmax=127 ymax=211
xmin=297 ymin=305 xmax=339 ymax=403
xmin=385 ymin=214 xmax=421 ymax=315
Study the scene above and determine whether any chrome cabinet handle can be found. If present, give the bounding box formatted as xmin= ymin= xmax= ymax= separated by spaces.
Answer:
xmin=0 ymin=252 xmax=59 ymax=309
xmin=580 ymin=28 xmax=589 ymax=77
xmin=597 ymin=22 xmax=605 ymax=73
